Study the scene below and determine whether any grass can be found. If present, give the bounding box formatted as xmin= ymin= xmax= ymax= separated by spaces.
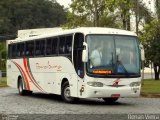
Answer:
xmin=141 ymin=79 xmax=160 ymax=96
xmin=0 ymin=77 xmax=7 ymax=87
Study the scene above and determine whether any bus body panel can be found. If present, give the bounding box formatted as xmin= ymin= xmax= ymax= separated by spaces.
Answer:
xmin=7 ymin=57 xmax=79 ymax=97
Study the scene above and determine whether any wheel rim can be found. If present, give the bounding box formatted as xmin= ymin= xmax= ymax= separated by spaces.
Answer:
xmin=19 ymin=82 xmax=23 ymax=93
xmin=64 ymin=87 xmax=70 ymax=97
xmin=64 ymin=86 xmax=73 ymax=101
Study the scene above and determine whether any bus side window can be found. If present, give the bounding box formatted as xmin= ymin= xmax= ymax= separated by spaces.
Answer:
xmin=12 ymin=44 xmax=17 ymax=58
xmin=17 ymin=44 xmax=21 ymax=57
xmin=26 ymin=41 xmax=34 ymax=57
xmin=52 ymin=38 xmax=58 ymax=55
xmin=65 ymin=35 xmax=72 ymax=54
xmin=35 ymin=40 xmax=40 ymax=55
xmin=59 ymin=36 xmax=65 ymax=54
xmin=40 ymin=40 xmax=45 ymax=56
xmin=46 ymin=38 xmax=52 ymax=55
xmin=8 ymin=44 xmax=12 ymax=59
xmin=20 ymin=43 xmax=25 ymax=57
xmin=17 ymin=43 xmax=24 ymax=57
xmin=35 ymin=40 xmax=45 ymax=56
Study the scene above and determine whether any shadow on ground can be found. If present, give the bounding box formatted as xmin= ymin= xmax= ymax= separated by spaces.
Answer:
xmin=15 ymin=92 xmax=133 ymax=106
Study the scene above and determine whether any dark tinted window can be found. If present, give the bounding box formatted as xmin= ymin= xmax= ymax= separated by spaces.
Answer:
xmin=46 ymin=38 xmax=52 ymax=55
xmin=51 ymin=38 xmax=58 ymax=54
xmin=8 ymin=44 xmax=12 ymax=59
xmin=59 ymin=35 xmax=72 ymax=54
xmin=66 ymin=35 xmax=72 ymax=54
xmin=17 ymin=43 xmax=25 ymax=57
xmin=12 ymin=44 xmax=17 ymax=58
xmin=46 ymin=37 xmax=58 ymax=55
xmin=59 ymin=36 xmax=65 ymax=54
xmin=25 ymin=41 xmax=34 ymax=57
xmin=35 ymin=40 xmax=45 ymax=56
xmin=8 ymin=35 xmax=73 ymax=59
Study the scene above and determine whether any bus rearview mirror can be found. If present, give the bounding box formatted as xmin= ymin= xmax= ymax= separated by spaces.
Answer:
xmin=82 ymin=50 xmax=88 ymax=62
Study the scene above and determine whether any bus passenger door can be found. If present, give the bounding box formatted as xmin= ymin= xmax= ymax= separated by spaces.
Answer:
xmin=73 ymin=33 xmax=85 ymax=97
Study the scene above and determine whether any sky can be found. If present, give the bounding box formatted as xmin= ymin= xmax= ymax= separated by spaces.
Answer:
xmin=142 ymin=0 xmax=155 ymax=13
xmin=56 ymin=0 xmax=71 ymax=8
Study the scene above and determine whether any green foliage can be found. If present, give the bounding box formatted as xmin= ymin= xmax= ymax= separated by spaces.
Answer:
xmin=140 ymin=20 xmax=160 ymax=80
xmin=132 ymin=0 xmax=152 ymax=24
xmin=0 ymin=0 xmax=67 ymax=70
xmin=0 ymin=0 xmax=67 ymax=35
xmin=155 ymin=0 xmax=160 ymax=21
xmin=64 ymin=0 xmax=120 ymax=28
xmin=140 ymin=20 xmax=160 ymax=62
xmin=64 ymin=0 xmax=151 ymax=30
xmin=0 ymin=42 xmax=6 ymax=70
xmin=63 ymin=11 xmax=92 ymax=28
xmin=137 ymin=0 xmax=160 ymax=80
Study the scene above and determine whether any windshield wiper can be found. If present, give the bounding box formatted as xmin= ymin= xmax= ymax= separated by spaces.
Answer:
xmin=116 ymin=55 xmax=129 ymax=74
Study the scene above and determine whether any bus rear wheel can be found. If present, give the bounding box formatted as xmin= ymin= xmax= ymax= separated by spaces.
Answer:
xmin=18 ymin=78 xmax=26 ymax=95
xmin=18 ymin=78 xmax=32 ymax=95
xmin=102 ymin=97 xmax=119 ymax=104
xmin=61 ymin=81 xmax=77 ymax=103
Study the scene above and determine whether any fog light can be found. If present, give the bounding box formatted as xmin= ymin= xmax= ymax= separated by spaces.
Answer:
xmin=130 ymin=82 xmax=141 ymax=87
xmin=132 ymin=87 xmax=139 ymax=91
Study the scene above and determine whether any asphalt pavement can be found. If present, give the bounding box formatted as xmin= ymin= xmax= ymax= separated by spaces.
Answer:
xmin=0 ymin=87 xmax=160 ymax=120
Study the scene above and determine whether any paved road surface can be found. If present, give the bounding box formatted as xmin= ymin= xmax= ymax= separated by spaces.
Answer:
xmin=0 ymin=87 xmax=160 ymax=120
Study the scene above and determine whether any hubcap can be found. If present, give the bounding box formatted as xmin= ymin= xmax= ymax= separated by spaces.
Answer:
xmin=19 ymin=83 xmax=22 ymax=93
xmin=64 ymin=86 xmax=74 ymax=102
xmin=64 ymin=87 xmax=70 ymax=98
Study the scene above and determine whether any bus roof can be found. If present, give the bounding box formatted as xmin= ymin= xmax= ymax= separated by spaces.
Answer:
xmin=8 ymin=27 xmax=137 ymax=43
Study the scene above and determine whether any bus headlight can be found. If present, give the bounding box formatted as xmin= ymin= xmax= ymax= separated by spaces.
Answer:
xmin=130 ymin=82 xmax=141 ymax=87
xmin=87 ymin=82 xmax=103 ymax=87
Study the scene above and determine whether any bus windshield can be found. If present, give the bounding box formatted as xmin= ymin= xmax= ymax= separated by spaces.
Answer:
xmin=86 ymin=35 xmax=140 ymax=77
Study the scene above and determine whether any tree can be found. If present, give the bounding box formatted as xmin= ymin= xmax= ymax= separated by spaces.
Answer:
xmin=0 ymin=41 xmax=6 ymax=70
xmin=64 ymin=0 xmax=120 ymax=28
xmin=70 ymin=0 xmax=106 ymax=27
xmin=64 ymin=0 xmax=152 ymax=31
xmin=139 ymin=0 xmax=160 ymax=80
xmin=0 ymin=0 xmax=67 ymax=70
xmin=0 ymin=0 xmax=67 ymax=36
xmin=140 ymin=20 xmax=160 ymax=80
xmin=155 ymin=0 xmax=160 ymax=21
xmin=110 ymin=0 xmax=132 ymax=30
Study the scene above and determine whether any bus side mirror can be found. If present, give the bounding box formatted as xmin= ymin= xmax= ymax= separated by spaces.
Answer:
xmin=82 ymin=42 xmax=88 ymax=62
xmin=140 ymin=44 xmax=145 ymax=61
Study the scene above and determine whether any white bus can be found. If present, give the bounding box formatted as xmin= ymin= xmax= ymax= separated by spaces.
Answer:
xmin=7 ymin=27 xmax=144 ymax=103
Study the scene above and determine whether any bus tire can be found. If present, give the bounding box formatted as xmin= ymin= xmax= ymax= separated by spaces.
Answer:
xmin=18 ymin=78 xmax=26 ymax=95
xmin=102 ymin=97 xmax=119 ymax=104
xmin=61 ymin=81 xmax=77 ymax=103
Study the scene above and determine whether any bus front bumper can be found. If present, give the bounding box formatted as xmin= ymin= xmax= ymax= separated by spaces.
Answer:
xmin=81 ymin=85 xmax=141 ymax=98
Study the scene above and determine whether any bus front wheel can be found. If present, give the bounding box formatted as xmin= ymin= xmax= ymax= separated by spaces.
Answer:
xmin=102 ymin=97 xmax=119 ymax=103
xmin=61 ymin=81 xmax=76 ymax=103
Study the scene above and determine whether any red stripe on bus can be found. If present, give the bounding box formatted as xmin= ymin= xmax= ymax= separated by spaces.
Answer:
xmin=12 ymin=61 xmax=30 ymax=91
xmin=23 ymin=58 xmax=43 ymax=92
